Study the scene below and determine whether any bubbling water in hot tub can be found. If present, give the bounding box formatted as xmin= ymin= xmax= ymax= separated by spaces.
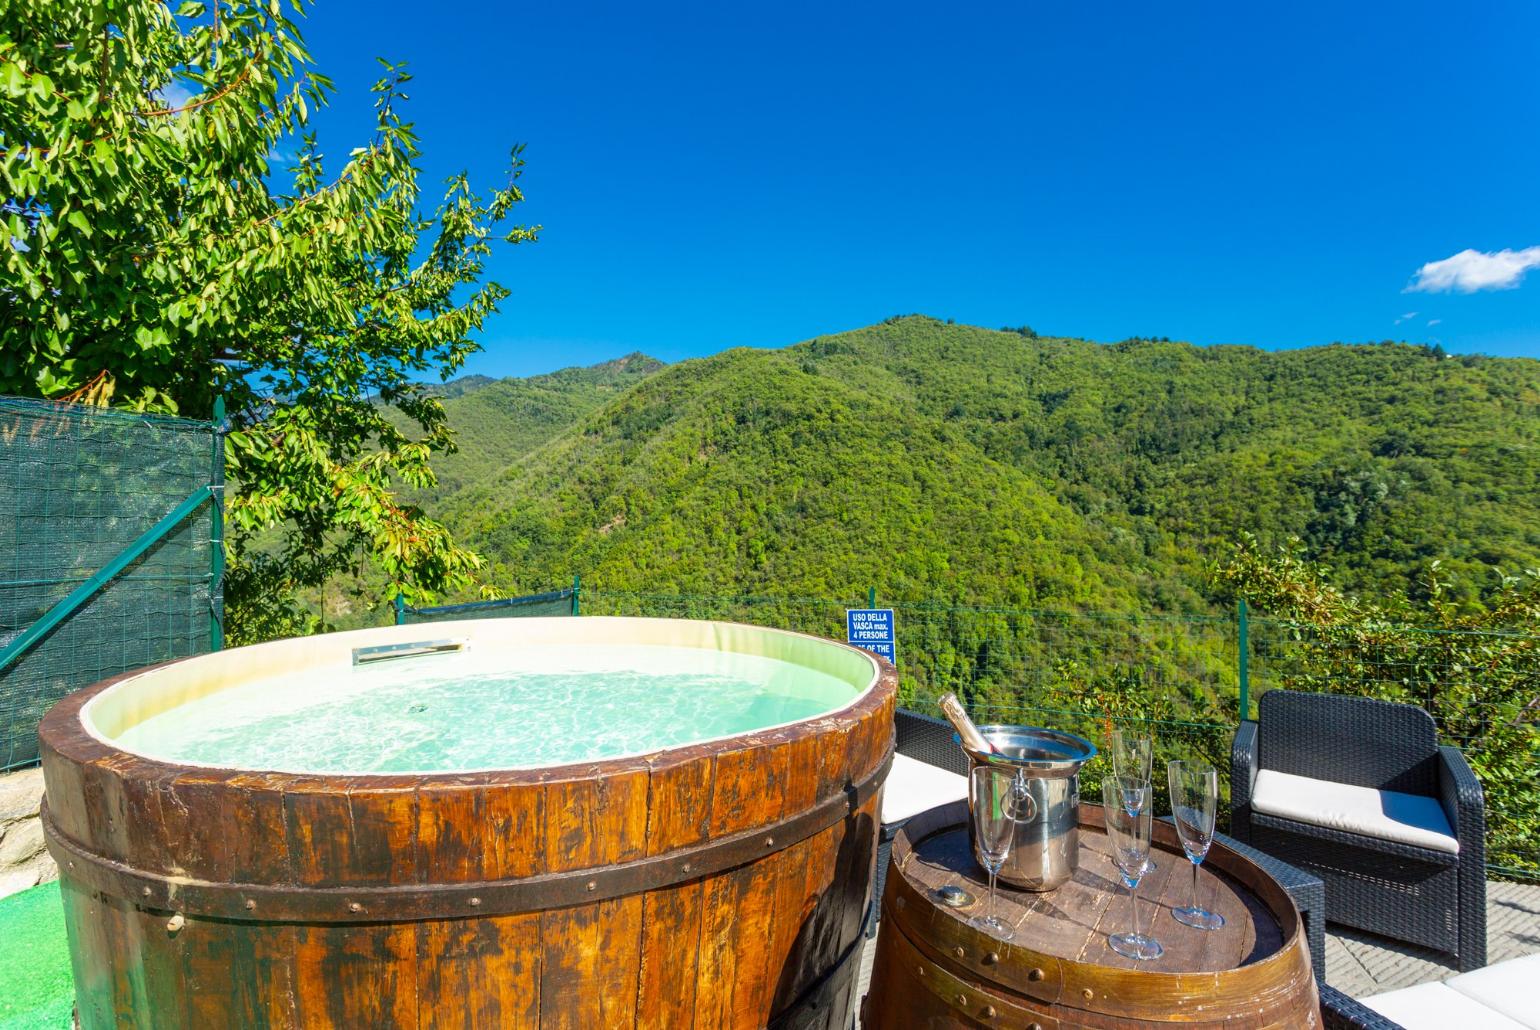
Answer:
xmin=113 ymin=643 xmax=857 ymax=774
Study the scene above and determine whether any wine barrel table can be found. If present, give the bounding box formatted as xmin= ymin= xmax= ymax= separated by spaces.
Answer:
xmin=863 ymin=800 xmax=1321 ymax=1029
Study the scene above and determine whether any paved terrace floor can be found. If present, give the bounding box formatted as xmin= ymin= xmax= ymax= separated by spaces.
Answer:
xmin=856 ymin=878 xmax=1540 ymax=1019
xmin=1322 ymin=878 xmax=1540 ymax=998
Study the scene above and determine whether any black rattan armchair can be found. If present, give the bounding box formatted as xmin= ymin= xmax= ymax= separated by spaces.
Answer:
xmin=1319 ymin=984 xmax=1405 ymax=1029
xmin=1231 ymin=690 xmax=1486 ymax=971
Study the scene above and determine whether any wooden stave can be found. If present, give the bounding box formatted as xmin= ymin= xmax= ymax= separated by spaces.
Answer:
xmin=40 ymin=643 xmax=897 ymax=1029
xmin=39 ymin=748 xmax=893 ymax=925
xmin=864 ymin=800 xmax=1321 ymax=1029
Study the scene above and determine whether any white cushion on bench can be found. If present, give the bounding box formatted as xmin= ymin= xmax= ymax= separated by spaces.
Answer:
xmin=1446 ymin=953 xmax=1540 ymax=1027
xmin=1363 ymin=981 xmax=1528 ymax=1029
xmin=1251 ymin=768 xmax=1458 ymax=854
xmin=882 ymin=753 xmax=968 ymax=825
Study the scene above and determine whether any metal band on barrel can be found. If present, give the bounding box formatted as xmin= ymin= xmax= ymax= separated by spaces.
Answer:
xmin=42 ymin=747 xmax=892 ymax=924
xmin=764 ymin=917 xmax=868 ymax=1029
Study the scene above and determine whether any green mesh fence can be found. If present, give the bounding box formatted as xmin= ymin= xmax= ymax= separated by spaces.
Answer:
xmin=581 ymin=589 xmax=853 ymax=636
xmin=885 ymin=602 xmax=1237 ymax=717
xmin=583 ymin=590 xmax=1237 ymax=725
xmin=399 ymin=588 xmax=577 ymax=624
xmin=0 ymin=397 xmax=222 ymax=771
xmin=583 ymin=588 xmax=1235 ymax=815
xmin=578 ymin=586 xmax=1537 ymax=879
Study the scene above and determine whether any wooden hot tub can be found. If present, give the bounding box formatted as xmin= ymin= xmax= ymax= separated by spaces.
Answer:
xmin=38 ymin=617 xmax=896 ymax=1028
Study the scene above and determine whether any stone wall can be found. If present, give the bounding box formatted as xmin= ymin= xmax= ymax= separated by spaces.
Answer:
xmin=0 ymin=767 xmax=55 ymax=899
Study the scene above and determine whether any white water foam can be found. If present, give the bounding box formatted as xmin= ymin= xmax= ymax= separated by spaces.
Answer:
xmin=112 ymin=644 xmax=857 ymax=774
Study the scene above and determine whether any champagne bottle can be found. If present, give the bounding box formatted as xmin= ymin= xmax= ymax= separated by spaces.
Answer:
xmin=937 ymin=693 xmax=995 ymax=754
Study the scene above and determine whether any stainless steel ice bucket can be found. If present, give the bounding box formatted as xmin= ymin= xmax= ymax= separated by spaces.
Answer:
xmin=962 ymin=725 xmax=1097 ymax=891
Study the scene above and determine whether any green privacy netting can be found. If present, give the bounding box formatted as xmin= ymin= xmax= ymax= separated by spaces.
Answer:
xmin=0 ymin=397 xmax=222 ymax=770
xmin=399 ymin=587 xmax=577 ymax=624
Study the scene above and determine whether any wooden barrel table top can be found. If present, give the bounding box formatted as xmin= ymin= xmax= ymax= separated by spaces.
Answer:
xmin=864 ymin=799 xmax=1321 ymax=1029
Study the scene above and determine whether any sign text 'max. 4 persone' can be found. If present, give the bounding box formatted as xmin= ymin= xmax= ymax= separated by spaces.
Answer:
xmin=845 ymin=608 xmax=896 ymax=663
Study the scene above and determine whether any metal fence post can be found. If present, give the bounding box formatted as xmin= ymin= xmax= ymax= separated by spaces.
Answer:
xmin=0 ymin=485 xmax=217 ymax=675
xmin=209 ymin=395 xmax=226 ymax=651
xmin=572 ymin=574 xmax=582 ymax=616
xmin=1237 ymin=598 xmax=1250 ymax=721
xmin=393 ymin=593 xmax=406 ymax=626
xmin=867 ymin=586 xmax=876 ymax=608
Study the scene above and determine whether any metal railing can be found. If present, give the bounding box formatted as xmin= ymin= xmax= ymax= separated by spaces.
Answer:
xmin=572 ymin=584 xmax=1538 ymax=882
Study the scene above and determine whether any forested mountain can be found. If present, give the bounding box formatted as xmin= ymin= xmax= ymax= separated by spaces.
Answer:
xmin=393 ymin=353 xmax=664 ymax=498
xmin=307 ymin=353 xmax=662 ymax=625
xmin=414 ymin=317 xmax=1539 ymax=617
xmin=301 ymin=318 xmax=1540 ymax=870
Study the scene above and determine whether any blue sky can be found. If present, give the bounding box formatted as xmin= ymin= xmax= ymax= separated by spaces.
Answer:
xmin=292 ymin=1 xmax=1540 ymax=378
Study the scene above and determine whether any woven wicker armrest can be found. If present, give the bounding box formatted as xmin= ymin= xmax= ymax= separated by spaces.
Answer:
xmin=1319 ymin=984 xmax=1403 ymax=1029
xmin=1229 ymin=720 xmax=1259 ymax=842
xmin=1208 ymin=825 xmax=1326 ymax=981
xmin=894 ymin=708 xmax=970 ymax=776
xmin=1436 ymin=745 xmax=1484 ymax=857
xmin=1211 ymin=828 xmax=1317 ymax=897
xmin=1437 ymin=744 xmax=1488 ymax=971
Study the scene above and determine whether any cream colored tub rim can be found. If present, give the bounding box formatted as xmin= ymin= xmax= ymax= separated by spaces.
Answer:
xmin=79 ymin=616 xmax=884 ymax=767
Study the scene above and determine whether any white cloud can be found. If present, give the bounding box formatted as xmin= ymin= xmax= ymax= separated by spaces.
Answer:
xmin=1394 ymin=311 xmax=1418 ymax=325
xmin=1427 ymin=318 xmax=1442 ymax=327
xmin=1408 ymin=247 xmax=1540 ymax=293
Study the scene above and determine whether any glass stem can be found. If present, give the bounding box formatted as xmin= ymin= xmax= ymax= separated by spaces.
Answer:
xmin=987 ymin=867 xmax=998 ymax=924
xmin=1190 ymin=859 xmax=1199 ymax=912
xmin=1128 ymin=877 xmax=1140 ymax=939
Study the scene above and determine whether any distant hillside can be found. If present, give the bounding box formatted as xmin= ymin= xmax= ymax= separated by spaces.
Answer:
xmin=309 ymin=354 xmax=663 ymax=625
xmin=429 ymin=318 xmax=1539 ymax=615
xmin=442 ymin=345 xmax=1146 ymax=610
xmin=420 ymin=374 xmax=497 ymax=399
xmin=316 ymin=317 xmax=1539 ymax=644
xmin=400 ymin=353 xmax=664 ymax=497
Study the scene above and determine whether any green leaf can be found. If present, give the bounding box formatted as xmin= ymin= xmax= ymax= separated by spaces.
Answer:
xmin=0 ymin=62 xmax=26 ymax=96
xmin=133 ymin=326 xmax=169 ymax=351
xmin=92 ymin=139 xmax=118 ymax=175
xmin=2 ymin=0 xmax=540 ymax=656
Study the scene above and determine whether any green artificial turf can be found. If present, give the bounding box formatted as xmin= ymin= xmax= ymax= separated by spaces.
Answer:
xmin=0 ymin=882 xmax=74 ymax=1030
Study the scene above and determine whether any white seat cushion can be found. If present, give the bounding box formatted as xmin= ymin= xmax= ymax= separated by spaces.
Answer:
xmin=1446 ymin=953 xmax=1540 ymax=1027
xmin=881 ymin=753 xmax=968 ymax=825
xmin=1251 ymin=768 xmax=1458 ymax=854
xmin=1363 ymin=981 xmax=1528 ymax=1029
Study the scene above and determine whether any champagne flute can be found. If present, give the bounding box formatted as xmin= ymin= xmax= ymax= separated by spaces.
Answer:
xmin=1109 ymin=727 xmax=1156 ymax=870
xmin=969 ymin=765 xmax=1034 ymax=940
xmin=1101 ymin=778 xmax=1163 ymax=960
xmin=1168 ymin=760 xmax=1225 ymax=930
